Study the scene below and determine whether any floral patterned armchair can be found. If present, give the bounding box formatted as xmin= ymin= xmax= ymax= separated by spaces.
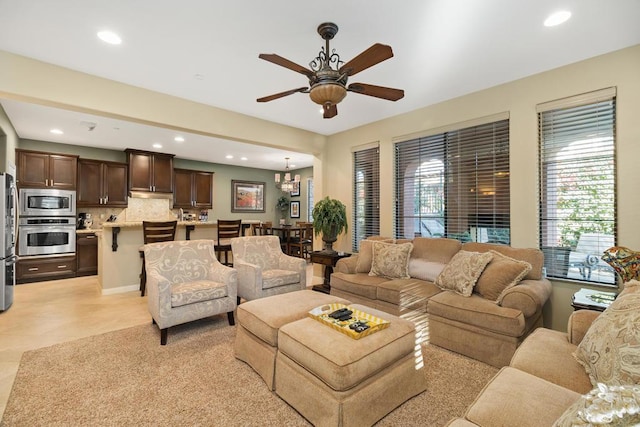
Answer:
xmin=143 ymin=239 xmax=237 ymax=345
xmin=230 ymin=235 xmax=306 ymax=303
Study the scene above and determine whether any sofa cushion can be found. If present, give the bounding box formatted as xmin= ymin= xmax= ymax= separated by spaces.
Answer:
xmin=474 ymin=250 xmax=532 ymax=302
xmin=428 ymin=291 xmax=525 ymax=337
xmin=435 ymin=250 xmax=494 ymax=297
xmin=376 ymin=278 xmax=441 ymax=308
xmin=330 ymin=272 xmax=389 ymax=300
xmin=553 ymin=383 xmax=640 ymax=427
xmin=408 ymin=258 xmax=446 ymax=282
xmin=574 ymin=280 xmax=640 ymax=386
xmin=411 ymin=237 xmax=462 ymax=264
xmin=510 ymin=327 xmax=593 ymax=394
xmin=462 ymin=242 xmax=544 ymax=280
xmin=465 ymin=367 xmax=581 ymax=427
xmin=369 ymin=241 xmax=413 ymax=279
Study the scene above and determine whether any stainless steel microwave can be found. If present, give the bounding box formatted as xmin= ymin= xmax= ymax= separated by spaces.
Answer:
xmin=19 ymin=188 xmax=76 ymax=217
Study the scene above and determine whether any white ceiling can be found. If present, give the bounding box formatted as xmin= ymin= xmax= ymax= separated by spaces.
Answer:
xmin=1 ymin=0 xmax=639 ymax=171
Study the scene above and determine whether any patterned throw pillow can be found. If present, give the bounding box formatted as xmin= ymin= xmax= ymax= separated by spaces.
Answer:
xmin=368 ymin=241 xmax=414 ymax=279
xmin=574 ymin=280 xmax=640 ymax=386
xmin=474 ymin=250 xmax=532 ymax=303
xmin=355 ymin=238 xmax=394 ymax=273
xmin=553 ymin=383 xmax=640 ymax=427
xmin=435 ymin=250 xmax=494 ymax=297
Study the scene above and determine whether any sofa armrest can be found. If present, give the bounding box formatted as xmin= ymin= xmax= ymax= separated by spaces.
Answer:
xmin=234 ymin=259 xmax=262 ymax=301
xmin=499 ymin=278 xmax=552 ymax=317
xmin=335 ymin=255 xmax=358 ymax=273
xmin=567 ymin=309 xmax=600 ymax=345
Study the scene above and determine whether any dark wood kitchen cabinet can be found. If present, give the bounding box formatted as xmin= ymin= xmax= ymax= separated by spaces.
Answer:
xmin=126 ymin=149 xmax=174 ymax=194
xmin=173 ymin=168 xmax=213 ymax=209
xmin=77 ymin=159 xmax=128 ymax=207
xmin=17 ymin=255 xmax=77 ymax=284
xmin=16 ymin=149 xmax=78 ymax=189
xmin=76 ymin=232 xmax=98 ymax=276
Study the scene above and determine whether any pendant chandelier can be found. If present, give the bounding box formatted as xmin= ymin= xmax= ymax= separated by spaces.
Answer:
xmin=275 ymin=157 xmax=300 ymax=192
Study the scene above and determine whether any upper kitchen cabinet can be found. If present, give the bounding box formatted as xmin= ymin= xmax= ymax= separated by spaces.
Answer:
xmin=125 ymin=149 xmax=174 ymax=195
xmin=173 ymin=168 xmax=214 ymax=209
xmin=77 ymin=159 xmax=128 ymax=207
xmin=16 ymin=149 xmax=78 ymax=189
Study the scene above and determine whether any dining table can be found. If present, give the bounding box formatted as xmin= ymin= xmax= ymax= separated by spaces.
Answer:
xmin=270 ymin=224 xmax=302 ymax=255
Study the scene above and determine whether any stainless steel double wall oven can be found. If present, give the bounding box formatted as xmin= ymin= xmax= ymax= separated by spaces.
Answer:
xmin=18 ymin=188 xmax=76 ymax=257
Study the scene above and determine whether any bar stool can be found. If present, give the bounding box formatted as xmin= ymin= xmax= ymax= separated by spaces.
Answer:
xmin=215 ymin=219 xmax=242 ymax=266
xmin=139 ymin=220 xmax=177 ymax=297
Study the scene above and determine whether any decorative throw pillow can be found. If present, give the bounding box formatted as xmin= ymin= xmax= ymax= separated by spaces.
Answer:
xmin=574 ymin=280 xmax=640 ymax=386
xmin=553 ymin=383 xmax=640 ymax=427
xmin=408 ymin=258 xmax=446 ymax=282
xmin=474 ymin=250 xmax=532 ymax=302
xmin=355 ymin=238 xmax=393 ymax=273
xmin=435 ymin=250 xmax=494 ymax=297
xmin=368 ymin=241 xmax=413 ymax=279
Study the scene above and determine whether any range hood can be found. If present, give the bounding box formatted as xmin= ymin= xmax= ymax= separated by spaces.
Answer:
xmin=129 ymin=191 xmax=173 ymax=201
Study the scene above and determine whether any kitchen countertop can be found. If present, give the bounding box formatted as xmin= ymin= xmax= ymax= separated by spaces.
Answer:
xmin=100 ymin=220 xmax=259 ymax=228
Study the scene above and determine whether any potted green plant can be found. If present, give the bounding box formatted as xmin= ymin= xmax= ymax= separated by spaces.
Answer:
xmin=312 ymin=197 xmax=348 ymax=254
xmin=276 ymin=195 xmax=290 ymax=224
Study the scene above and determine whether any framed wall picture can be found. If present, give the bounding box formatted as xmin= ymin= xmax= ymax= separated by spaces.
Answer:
xmin=231 ymin=180 xmax=265 ymax=213
xmin=290 ymin=201 xmax=300 ymax=218
xmin=290 ymin=181 xmax=300 ymax=197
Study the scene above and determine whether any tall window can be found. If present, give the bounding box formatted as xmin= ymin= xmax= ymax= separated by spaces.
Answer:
xmin=395 ymin=117 xmax=510 ymax=243
xmin=307 ymin=178 xmax=314 ymax=222
xmin=353 ymin=145 xmax=380 ymax=250
xmin=538 ymin=88 xmax=616 ymax=285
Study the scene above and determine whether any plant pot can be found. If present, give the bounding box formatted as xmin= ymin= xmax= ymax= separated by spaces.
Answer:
xmin=321 ymin=226 xmax=338 ymax=254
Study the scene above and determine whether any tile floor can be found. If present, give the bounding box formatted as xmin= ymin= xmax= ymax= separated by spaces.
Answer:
xmin=0 ymin=265 xmax=320 ymax=418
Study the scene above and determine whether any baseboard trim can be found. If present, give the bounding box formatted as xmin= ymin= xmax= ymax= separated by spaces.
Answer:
xmin=101 ymin=284 xmax=140 ymax=296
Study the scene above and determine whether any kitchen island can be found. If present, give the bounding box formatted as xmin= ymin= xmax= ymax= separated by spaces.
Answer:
xmin=97 ymin=220 xmax=259 ymax=294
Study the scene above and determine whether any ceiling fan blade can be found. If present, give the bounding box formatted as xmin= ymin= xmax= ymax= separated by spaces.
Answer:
xmin=257 ymin=87 xmax=308 ymax=103
xmin=259 ymin=53 xmax=314 ymax=78
xmin=339 ymin=43 xmax=394 ymax=76
xmin=347 ymin=83 xmax=404 ymax=101
xmin=323 ymin=104 xmax=338 ymax=119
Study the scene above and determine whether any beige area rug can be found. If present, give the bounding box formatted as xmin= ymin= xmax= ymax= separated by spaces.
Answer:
xmin=2 ymin=318 xmax=497 ymax=426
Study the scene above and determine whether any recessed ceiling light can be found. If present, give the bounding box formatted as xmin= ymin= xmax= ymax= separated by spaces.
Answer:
xmin=152 ymin=143 xmax=162 ymax=149
xmin=97 ymin=30 xmax=122 ymax=45
xmin=290 ymin=164 xmax=296 ymax=168
xmin=194 ymin=74 xmax=205 ymax=80
xmin=174 ymin=136 xmax=185 ymax=142
xmin=544 ymin=10 xmax=571 ymax=27
xmin=50 ymin=128 xmax=63 ymax=135
xmin=241 ymin=157 xmax=248 ymax=161
xmin=225 ymin=155 xmax=233 ymax=159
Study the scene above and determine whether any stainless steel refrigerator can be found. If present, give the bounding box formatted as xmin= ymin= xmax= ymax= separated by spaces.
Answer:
xmin=0 ymin=173 xmax=17 ymax=312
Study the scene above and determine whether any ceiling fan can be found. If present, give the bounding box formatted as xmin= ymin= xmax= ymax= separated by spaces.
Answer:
xmin=257 ymin=22 xmax=404 ymax=119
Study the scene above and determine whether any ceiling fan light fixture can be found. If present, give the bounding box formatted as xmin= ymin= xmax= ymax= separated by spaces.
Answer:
xmin=309 ymin=82 xmax=347 ymax=106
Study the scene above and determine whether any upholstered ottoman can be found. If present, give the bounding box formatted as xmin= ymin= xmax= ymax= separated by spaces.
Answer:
xmin=234 ymin=290 xmax=351 ymax=390
xmin=275 ymin=304 xmax=427 ymax=427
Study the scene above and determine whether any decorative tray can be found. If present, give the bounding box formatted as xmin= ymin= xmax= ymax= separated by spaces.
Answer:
xmin=308 ymin=303 xmax=390 ymax=340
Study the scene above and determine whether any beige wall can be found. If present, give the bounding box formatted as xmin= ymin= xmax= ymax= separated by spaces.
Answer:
xmin=3 ymin=44 xmax=639 ymax=332
xmin=0 ymin=103 xmax=18 ymax=172
xmin=324 ymin=44 xmax=640 ymax=331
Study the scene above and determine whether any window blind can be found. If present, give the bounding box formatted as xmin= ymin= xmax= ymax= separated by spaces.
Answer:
xmin=395 ymin=119 xmax=510 ymax=243
xmin=538 ymin=95 xmax=616 ymax=285
xmin=353 ymin=146 xmax=380 ymax=250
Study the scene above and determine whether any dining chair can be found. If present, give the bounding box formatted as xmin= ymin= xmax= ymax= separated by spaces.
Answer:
xmin=215 ymin=219 xmax=242 ymax=266
xmin=288 ymin=223 xmax=314 ymax=259
xmin=139 ymin=220 xmax=178 ymax=297
xmin=253 ymin=221 xmax=273 ymax=236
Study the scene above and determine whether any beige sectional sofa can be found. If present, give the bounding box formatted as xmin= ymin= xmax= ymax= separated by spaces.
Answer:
xmin=330 ymin=236 xmax=552 ymax=367
xmin=449 ymin=280 xmax=640 ymax=426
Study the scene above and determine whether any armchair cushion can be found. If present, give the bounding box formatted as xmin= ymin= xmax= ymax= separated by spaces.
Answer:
xmin=171 ymin=280 xmax=229 ymax=308
xmin=262 ymin=270 xmax=300 ymax=289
